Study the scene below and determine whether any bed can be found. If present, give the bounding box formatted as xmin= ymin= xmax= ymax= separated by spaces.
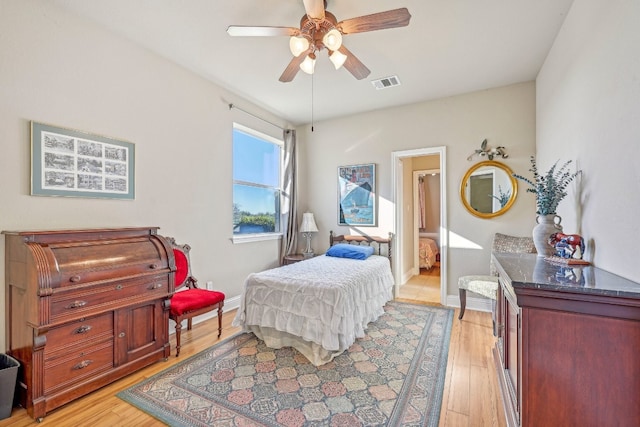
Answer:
xmin=419 ymin=237 xmax=439 ymax=269
xmin=232 ymin=232 xmax=394 ymax=366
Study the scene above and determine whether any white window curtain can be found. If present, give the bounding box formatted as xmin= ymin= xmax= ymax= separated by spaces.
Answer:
xmin=279 ymin=129 xmax=298 ymax=264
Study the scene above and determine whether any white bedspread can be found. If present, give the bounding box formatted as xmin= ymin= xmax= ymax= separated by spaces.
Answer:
xmin=232 ymin=254 xmax=394 ymax=365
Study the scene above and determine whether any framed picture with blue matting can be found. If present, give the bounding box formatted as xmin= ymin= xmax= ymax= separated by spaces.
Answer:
xmin=31 ymin=121 xmax=135 ymax=199
xmin=338 ymin=163 xmax=376 ymax=226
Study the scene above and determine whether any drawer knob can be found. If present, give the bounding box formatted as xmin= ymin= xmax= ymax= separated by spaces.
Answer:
xmin=70 ymin=275 xmax=81 ymax=283
xmin=66 ymin=301 xmax=87 ymax=309
xmin=150 ymin=263 xmax=159 ymax=269
xmin=149 ymin=283 xmax=163 ymax=290
xmin=73 ymin=360 xmax=93 ymax=370
xmin=115 ymin=284 xmax=123 ymax=290
xmin=75 ymin=325 xmax=92 ymax=334
xmin=118 ymin=332 xmax=126 ymax=338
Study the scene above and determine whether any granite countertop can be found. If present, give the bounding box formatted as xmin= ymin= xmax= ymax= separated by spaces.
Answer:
xmin=492 ymin=252 xmax=640 ymax=298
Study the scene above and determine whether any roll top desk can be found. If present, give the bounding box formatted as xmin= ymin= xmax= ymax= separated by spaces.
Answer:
xmin=3 ymin=227 xmax=175 ymax=421
xmin=492 ymin=253 xmax=640 ymax=427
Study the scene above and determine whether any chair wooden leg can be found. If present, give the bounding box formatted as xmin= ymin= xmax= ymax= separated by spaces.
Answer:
xmin=175 ymin=320 xmax=182 ymax=357
xmin=458 ymin=289 xmax=467 ymax=320
xmin=492 ymin=298 xmax=497 ymax=336
xmin=217 ymin=306 xmax=223 ymax=338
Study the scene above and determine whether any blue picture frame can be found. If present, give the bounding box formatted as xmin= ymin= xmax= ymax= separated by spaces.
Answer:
xmin=31 ymin=121 xmax=135 ymax=199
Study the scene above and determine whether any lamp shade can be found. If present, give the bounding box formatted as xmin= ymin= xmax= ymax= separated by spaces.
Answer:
xmin=300 ymin=212 xmax=319 ymax=233
xmin=329 ymin=50 xmax=347 ymax=70
xmin=289 ymin=36 xmax=309 ymax=57
xmin=299 ymin=54 xmax=316 ymax=74
xmin=322 ymin=28 xmax=342 ymax=51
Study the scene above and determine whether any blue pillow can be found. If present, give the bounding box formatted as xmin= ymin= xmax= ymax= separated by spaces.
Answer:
xmin=326 ymin=243 xmax=374 ymax=260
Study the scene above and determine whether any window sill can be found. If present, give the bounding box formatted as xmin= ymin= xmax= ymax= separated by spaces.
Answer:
xmin=232 ymin=233 xmax=282 ymax=244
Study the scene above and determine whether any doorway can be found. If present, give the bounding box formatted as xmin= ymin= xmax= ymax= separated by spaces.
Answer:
xmin=407 ymin=169 xmax=441 ymax=303
xmin=391 ymin=147 xmax=447 ymax=305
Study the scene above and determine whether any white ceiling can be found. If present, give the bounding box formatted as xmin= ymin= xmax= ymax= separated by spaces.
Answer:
xmin=51 ymin=0 xmax=574 ymax=125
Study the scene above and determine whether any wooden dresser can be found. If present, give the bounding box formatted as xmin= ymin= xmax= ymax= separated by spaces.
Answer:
xmin=3 ymin=227 xmax=175 ymax=421
xmin=492 ymin=253 xmax=640 ymax=427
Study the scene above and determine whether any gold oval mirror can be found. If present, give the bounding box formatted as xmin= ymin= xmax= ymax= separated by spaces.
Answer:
xmin=460 ymin=160 xmax=518 ymax=218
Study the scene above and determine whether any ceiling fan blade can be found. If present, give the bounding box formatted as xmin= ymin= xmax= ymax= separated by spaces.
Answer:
xmin=227 ymin=26 xmax=299 ymax=37
xmin=338 ymin=8 xmax=411 ymax=34
xmin=279 ymin=50 xmax=311 ymax=82
xmin=338 ymin=46 xmax=370 ymax=80
xmin=303 ymin=0 xmax=325 ymax=20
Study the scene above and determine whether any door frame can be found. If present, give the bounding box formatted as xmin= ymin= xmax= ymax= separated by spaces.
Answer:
xmin=391 ymin=147 xmax=447 ymax=304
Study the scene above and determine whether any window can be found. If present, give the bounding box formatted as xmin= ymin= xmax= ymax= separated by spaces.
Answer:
xmin=232 ymin=123 xmax=282 ymax=242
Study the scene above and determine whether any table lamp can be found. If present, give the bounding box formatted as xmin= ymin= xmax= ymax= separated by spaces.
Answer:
xmin=300 ymin=212 xmax=319 ymax=258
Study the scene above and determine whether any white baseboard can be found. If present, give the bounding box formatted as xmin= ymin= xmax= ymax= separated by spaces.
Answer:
xmin=446 ymin=293 xmax=493 ymax=314
xmin=169 ymin=294 xmax=242 ymax=334
xmin=398 ymin=268 xmax=491 ymax=315
xmin=400 ymin=267 xmax=412 ymax=284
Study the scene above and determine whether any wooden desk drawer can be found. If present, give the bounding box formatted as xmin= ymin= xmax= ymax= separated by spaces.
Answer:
xmin=44 ymin=340 xmax=114 ymax=393
xmin=51 ymin=238 xmax=169 ymax=288
xmin=50 ymin=276 xmax=169 ymax=321
xmin=45 ymin=313 xmax=114 ymax=356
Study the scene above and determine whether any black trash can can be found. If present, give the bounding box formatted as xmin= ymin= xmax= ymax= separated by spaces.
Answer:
xmin=0 ymin=354 xmax=19 ymax=420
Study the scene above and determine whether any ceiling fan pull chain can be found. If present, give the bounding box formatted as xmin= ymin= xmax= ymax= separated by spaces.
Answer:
xmin=311 ymin=72 xmax=315 ymax=132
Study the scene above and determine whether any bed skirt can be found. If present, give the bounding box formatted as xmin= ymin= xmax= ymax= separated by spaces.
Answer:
xmin=233 ymin=255 xmax=394 ymax=365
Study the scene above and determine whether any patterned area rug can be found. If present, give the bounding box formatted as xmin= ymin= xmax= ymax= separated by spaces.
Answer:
xmin=118 ymin=301 xmax=454 ymax=426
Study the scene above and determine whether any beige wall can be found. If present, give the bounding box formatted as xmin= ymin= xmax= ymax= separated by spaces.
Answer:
xmin=297 ymin=82 xmax=537 ymax=304
xmin=0 ymin=1 xmax=290 ymax=351
xmin=401 ymin=157 xmax=415 ymax=277
xmin=536 ymin=0 xmax=640 ymax=282
xmin=5 ymin=0 xmax=636 ymax=354
xmin=413 ymin=156 xmax=441 ymax=171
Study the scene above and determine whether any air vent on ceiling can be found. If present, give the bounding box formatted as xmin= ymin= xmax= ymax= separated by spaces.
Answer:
xmin=371 ymin=75 xmax=401 ymax=90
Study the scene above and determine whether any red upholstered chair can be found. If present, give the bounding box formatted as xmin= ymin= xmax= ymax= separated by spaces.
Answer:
xmin=167 ymin=237 xmax=225 ymax=357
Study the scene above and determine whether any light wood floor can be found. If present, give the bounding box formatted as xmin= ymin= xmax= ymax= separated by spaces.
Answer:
xmin=397 ymin=265 xmax=506 ymax=427
xmin=398 ymin=264 xmax=443 ymax=303
xmin=0 ymin=274 xmax=506 ymax=427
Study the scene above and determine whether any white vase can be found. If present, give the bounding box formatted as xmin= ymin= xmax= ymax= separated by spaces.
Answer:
xmin=532 ymin=214 xmax=563 ymax=257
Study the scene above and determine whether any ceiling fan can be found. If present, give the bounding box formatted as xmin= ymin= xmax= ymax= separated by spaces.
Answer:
xmin=227 ymin=0 xmax=411 ymax=82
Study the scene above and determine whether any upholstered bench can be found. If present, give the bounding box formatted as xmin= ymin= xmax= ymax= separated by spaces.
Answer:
xmin=458 ymin=233 xmax=535 ymax=323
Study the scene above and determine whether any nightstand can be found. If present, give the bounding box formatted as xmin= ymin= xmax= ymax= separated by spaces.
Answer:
xmin=283 ymin=254 xmax=308 ymax=265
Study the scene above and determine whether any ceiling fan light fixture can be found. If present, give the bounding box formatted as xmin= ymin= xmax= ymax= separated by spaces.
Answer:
xmin=322 ymin=28 xmax=342 ymax=51
xmin=289 ymin=36 xmax=310 ymax=57
xmin=329 ymin=50 xmax=347 ymax=70
xmin=228 ymin=6 xmax=411 ymax=83
xmin=300 ymin=54 xmax=316 ymax=74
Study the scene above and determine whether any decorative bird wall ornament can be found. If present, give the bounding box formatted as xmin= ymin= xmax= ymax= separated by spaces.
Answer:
xmin=467 ymin=139 xmax=509 ymax=161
